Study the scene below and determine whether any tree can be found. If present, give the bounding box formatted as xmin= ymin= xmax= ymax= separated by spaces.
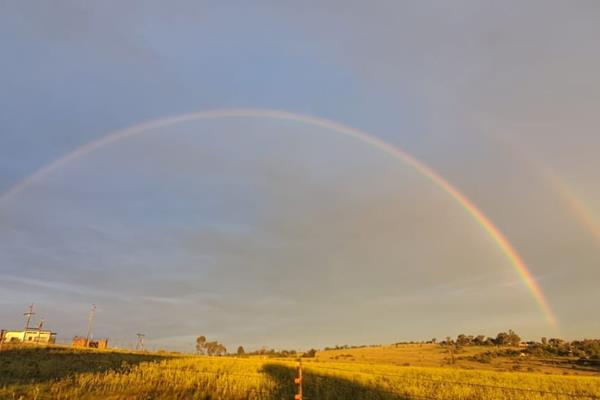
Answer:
xmin=507 ymin=330 xmax=521 ymax=346
xmin=205 ymin=341 xmax=227 ymax=356
xmin=196 ymin=336 xmax=206 ymax=354
xmin=196 ymin=336 xmax=226 ymax=355
xmin=493 ymin=330 xmax=521 ymax=347
xmin=456 ymin=334 xmax=472 ymax=346
xmin=302 ymin=348 xmax=317 ymax=358
xmin=473 ymin=335 xmax=486 ymax=345
xmin=495 ymin=331 xmax=509 ymax=346
xmin=237 ymin=346 xmax=245 ymax=355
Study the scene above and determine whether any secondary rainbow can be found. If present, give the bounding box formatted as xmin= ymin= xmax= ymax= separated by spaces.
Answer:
xmin=478 ymin=123 xmax=600 ymax=250
xmin=555 ymin=182 xmax=600 ymax=246
xmin=0 ymin=108 xmax=557 ymax=326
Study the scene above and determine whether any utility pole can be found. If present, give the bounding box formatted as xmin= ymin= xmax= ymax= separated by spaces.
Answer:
xmin=22 ymin=303 xmax=35 ymax=342
xmin=86 ymin=304 xmax=96 ymax=347
xmin=36 ymin=319 xmax=44 ymax=343
xmin=136 ymin=333 xmax=145 ymax=351
xmin=24 ymin=303 xmax=35 ymax=331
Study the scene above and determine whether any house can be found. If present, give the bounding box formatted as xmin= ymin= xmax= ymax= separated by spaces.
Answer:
xmin=0 ymin=328 xmax=56 ymax=344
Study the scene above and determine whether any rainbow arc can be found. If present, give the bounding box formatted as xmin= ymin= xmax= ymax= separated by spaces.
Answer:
xmin=0 ymin=109 xmax=557 ymax=326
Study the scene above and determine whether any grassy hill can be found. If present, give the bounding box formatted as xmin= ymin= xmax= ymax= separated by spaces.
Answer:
xmin=0 ymin=345 xmax=599 ymax=399
xmin=316 ymin=343 xmax=600 ymax=376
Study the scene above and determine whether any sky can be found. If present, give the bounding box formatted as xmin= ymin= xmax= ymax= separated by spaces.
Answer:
xmin=0 ymin=1 xmax=599 ymax=351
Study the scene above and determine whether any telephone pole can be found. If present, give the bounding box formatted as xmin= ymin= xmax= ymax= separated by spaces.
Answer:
xmin=136 ymin=333 xmax=145 ymax=351
xmin=85 ymin=304 xmax=96 ymax=347
xmin=23 ymin=304 xmax=35 ymax=331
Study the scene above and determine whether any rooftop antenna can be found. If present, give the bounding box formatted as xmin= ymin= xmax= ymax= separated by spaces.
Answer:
xmin=136 ymin=333 xmax=145 ymax=351
xmin=23 ymin=304 xmax=35 ymax=331
xmin=86 ymin=304 xmax=96 ymax=347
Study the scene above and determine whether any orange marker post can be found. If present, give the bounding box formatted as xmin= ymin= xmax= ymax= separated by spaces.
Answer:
xmin=294 ymin=358 xmax=303 ymax=400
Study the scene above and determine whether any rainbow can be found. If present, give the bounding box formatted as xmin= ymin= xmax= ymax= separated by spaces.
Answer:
xmin=478 ymin=124 xmax=600 ymax=249
xmin=0 ymin=108 xmax=557 ymax=326
xmin=556 ymin=183 xmax=600 ymax=246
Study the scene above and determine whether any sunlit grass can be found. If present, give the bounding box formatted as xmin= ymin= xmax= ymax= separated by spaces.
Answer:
xmin=1 ymin=345 xmax=599 ymax=399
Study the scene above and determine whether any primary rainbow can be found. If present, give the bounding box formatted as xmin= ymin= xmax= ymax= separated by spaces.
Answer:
xmin=0 ymin=108 xmax=557 ymax=326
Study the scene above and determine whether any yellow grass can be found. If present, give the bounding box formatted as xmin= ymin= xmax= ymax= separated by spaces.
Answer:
xmin=317 ymin=344 xmax=471 ymax=367
xmin=1 ymin=345 xmax=599 ymax=399
xmin=317 ymin=344 xmax=600 ymax=375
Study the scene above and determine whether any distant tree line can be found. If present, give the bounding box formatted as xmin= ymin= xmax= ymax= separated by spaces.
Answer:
xmin=323 ymin=344 xmax=382 ymax=351
xmin=194 ymin=341 xmax=317 ymax=358
xmin=438 ymin=330 xmax=522 ymax=347
xmin=240 ymin=346 xmax=317 ymax=358
xmin=324 ymin=330 xmax=524 ymax=349
xmin=195 ymin=332 xmax=599 ymax=362
xmin=529 ymin=338 xmax=600 ymax=359
xmin=437 ymin=331 xmax=599 ymax=360
xmin=244 ymin=346 xmax=296 ymax=357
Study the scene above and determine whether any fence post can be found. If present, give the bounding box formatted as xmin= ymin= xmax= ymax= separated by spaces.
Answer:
xmin=294 ymin=358 xmax=303 ymax=400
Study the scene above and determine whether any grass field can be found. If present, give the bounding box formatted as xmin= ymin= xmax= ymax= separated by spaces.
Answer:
xmin=316 ymin=344 xmax=600 ymax=376
xmin=1 ymin=345 xmax=599 ymax=399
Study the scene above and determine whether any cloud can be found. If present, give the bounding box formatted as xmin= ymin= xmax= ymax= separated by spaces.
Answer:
xmin=1 ymin=1 xmax=599 ymax=348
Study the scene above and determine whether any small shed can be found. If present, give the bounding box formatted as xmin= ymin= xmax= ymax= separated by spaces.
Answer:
xmin=72 ymin=336 xmax=109 ymax=349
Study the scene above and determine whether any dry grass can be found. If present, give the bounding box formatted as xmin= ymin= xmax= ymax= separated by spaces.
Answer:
xmin=317 ymin=344 xmax=599 ymax=375
xmin=1 ymin=345 xmax=599 ymax=399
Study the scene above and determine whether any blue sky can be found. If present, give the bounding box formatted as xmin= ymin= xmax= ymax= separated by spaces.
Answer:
xmin=1 ymin=1 xmax=599 ymax=351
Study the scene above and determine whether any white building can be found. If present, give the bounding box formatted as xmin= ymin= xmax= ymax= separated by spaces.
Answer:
xmin=1 ymin=328 xmax=56 ymax=344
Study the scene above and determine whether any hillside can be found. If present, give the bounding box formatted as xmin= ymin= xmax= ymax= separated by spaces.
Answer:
xmin=316 ymin=343 xmax=600 ymax=376
xmin=1 ymin=345 xmax=599 ymax=399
